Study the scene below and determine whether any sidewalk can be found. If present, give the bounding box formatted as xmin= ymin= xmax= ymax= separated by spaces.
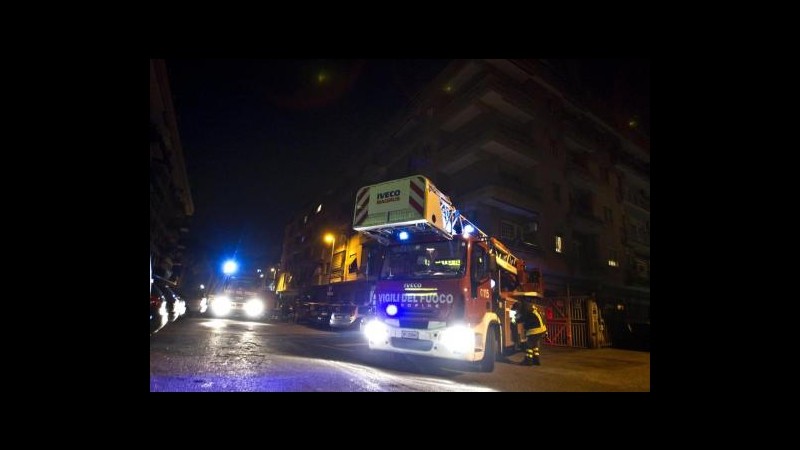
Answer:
xmin=508 ymin=345 xmax=651 ymax=391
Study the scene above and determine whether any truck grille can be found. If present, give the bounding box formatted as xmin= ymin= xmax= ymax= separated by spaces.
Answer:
xmin=390 ymin=338 xmax=434 ymax=351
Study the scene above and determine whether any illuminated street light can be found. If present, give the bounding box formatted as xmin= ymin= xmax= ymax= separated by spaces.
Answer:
xmin=324 ymin=233 xmax=335 ymax=285
xmin=200 ymin=284 xmax=205 ymax=290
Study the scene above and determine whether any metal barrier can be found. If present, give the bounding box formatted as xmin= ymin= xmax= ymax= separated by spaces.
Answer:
xmin=526 ymin=295 xmax=614 ymax=349
xmin=540 ymin=296 xmax=589 ymax=348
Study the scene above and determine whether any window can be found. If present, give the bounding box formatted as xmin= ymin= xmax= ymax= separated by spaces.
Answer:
xmin=635 ymin=259 xmax=649 ymax=276
xmin=604 ymin=207 xmax=613 ymax=224
xmin=552 ymin=183 xmax=561 ymax=204
xmin=471 ymin=245 xmax=489 ymax=282
xmin=608 ymin=249 xmax=619 ymax=267
xmin=348 ymin=254 xmax=358 ymax=273
xmin=500 ymin=221 xmax=516 ymax=240
xmin=550 ymin=137 xmax=560 ymax=158
xmin=555 ymin=235 xmax=563 ymax=253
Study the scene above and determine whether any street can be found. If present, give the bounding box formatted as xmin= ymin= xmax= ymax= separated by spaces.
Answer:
xmin=150 ymin=316 xmax=650 ymax=392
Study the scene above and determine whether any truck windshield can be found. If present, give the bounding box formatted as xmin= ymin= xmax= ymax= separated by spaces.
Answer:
xmin=380 ymin=240 xmax=467 ymax=280
xmin=222 ymin=277 xmax=260 ymax=294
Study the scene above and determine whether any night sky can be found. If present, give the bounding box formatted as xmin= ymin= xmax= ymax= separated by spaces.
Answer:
xmin=164 ymin=59 xmax=649 ymax=270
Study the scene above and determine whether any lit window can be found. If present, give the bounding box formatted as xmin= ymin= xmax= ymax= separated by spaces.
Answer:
xmin=608 ymin=249 xmax=619 ymax=267
xmin=555 ymin=235 xmax=563 ymax=253
xmin=316 ymin=204 xmax=322 ymax=213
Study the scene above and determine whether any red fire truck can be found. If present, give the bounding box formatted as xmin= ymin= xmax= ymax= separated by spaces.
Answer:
xmin=354 ymin=175 xmax=542 ymax=372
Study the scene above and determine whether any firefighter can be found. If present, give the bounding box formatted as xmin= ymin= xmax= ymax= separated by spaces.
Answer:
xmin=518 ymin=299 xmax=547 ymax=366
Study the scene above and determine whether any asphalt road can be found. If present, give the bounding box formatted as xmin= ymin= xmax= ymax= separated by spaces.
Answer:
xmin=149 ymin=316 xmax=650 ymax=392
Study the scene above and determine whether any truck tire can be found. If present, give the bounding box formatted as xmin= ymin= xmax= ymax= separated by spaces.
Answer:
xmin=479 ymin=326 xmax=497 ymax=372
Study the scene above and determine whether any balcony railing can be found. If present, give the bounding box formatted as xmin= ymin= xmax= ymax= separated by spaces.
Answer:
xmin=438 ymin=72 xmax=537 ymax=129
xmin=565 ymin=163 xmax=597 ymax=189
xmin=625 ymin=270 xmax=650 ymax=287
xmin=438 ymin=118 xmax=540 ymax=176
xmin=563 ymin=119 xmax=598 ymax=152
xmin=625 ymin=191 xmax=650 ymax=212
xmin=623 ymin=227 xmax=650 ymax=246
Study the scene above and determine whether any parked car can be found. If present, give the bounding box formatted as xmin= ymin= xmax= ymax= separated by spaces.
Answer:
xmin=153 ymin=278 xmax=186 ymax=322
xmin=310 ymin=303 xmax=332 ymax=328
xmin=330 ymin=304 xmax=371 ymax=329
xmin=294 ymin=301 xmax=317 ymax=324
xmin=268 ymin=301 xmax=294 ymax=322
xmin=150 ymin=283 xmax=169 ymax=333
xmin=182 ymin=286 xmax=208 ymax=316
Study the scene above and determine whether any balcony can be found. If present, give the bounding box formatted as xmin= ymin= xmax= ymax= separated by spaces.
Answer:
xmin=563 ymin=119 xmax=599 ymax=153
xmin=565 ymin=163 xmax=598 ymax=192
xmin=566 ymin=253 xmax=605 ymax=279
xmin=438 ymin=72 xmax=537 ymax=132
xmin=624 ymin=190 xmax=651 ymax=213
xmin=622 ymin=228 xmax=650 ymax=256
xmin=614 ymin=151 xmax=650 ymax=184
xmin=568 ymin=208 xmax=604 ymax=233
xmin=625 ymin=270 xmax=650 ymax=288
xmin=458 ymin=181 xmax=541 ymax=219
xmin=439 ymin=117 xmax=540 ymax=175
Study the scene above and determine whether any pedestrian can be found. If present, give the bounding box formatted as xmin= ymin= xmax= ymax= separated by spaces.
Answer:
xmin=518 ymin=299 xmax=547 ymax=366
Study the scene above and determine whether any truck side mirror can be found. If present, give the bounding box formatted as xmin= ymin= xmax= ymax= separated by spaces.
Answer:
xmin=488 ymin=254 xmax=498 ymax=272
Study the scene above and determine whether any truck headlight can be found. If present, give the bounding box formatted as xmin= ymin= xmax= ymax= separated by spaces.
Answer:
xmin=364 ymin=319 xmax=389 ymax=342
xmin=244 ymin=298 xmax=265 ymax=317
xmin=211 ymin=296 xmax=232 ymax=316
xmin=441 ymin=325 xmax=475 ymax=354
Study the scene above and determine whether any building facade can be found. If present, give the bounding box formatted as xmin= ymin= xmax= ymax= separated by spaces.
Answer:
xmin=278 ymin=59 xmax=649 ymax=342
xmin=150 ymin=59 xmax=195 ymax=287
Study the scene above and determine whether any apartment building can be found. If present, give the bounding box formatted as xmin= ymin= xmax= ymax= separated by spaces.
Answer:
xmin=278 ymin=59 xmax=649 ymax=340
xmin=150 ymin=59 xmax=195 ymax=287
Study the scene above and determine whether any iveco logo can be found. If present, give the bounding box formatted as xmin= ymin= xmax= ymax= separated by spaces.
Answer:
xmin=377 ymin=190 xmax=401 ymax=200
xmin=403 ymin=283 xmax=422 ymax=289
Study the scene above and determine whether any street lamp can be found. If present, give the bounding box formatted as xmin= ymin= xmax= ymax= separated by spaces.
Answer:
xmin=324 ymin=233 xmax=335 ymax=285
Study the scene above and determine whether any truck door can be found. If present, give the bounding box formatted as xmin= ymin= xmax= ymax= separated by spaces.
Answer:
xmin=469 ymin=244 xmax=493 ymax=323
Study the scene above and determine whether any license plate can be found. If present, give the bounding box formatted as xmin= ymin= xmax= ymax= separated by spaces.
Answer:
xmin=401 ymin=330 xmax=418 ymax=339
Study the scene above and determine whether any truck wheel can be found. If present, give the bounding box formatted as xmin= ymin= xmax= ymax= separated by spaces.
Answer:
xmin=479 ymin=327 xmax=496 ymax=372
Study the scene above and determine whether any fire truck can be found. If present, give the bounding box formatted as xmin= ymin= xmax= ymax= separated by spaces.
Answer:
xmin=354 ymin=175 xmax=543 ymax=372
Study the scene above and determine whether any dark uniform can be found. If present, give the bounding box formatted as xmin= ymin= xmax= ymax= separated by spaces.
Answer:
xmin=516 ymin=300 xmax=547 ymax=366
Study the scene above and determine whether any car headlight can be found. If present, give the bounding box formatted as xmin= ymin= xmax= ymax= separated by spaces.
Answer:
xmin=211 ymin=296 xmax=232 ymax=316
xmin=440 ymin=325 xmax=475 ymax=354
